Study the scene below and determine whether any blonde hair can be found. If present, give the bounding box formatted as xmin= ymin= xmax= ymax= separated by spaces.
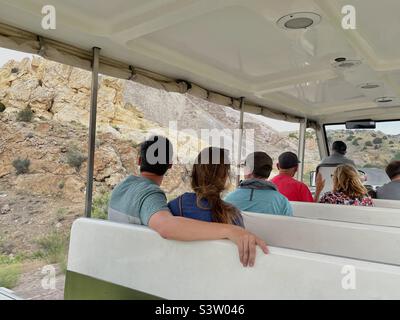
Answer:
xmin=332 ymin=165 xmax=368 ymax=198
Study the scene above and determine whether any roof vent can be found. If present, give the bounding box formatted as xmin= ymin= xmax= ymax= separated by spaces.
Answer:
xmin=358 ymin=83 xmax=381 ymax=90
xmin=277 ymin=12 xmax=321 ymax=30
xmin=375 ymin=97 xmax=395 ymax=103
xmin=332 ymin=58 xmax=362 ymax=70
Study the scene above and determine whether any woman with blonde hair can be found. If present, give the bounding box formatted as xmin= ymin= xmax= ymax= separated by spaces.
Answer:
xmin=319 ymin=164 xmax=373 ymax=206
xmin=168 ymin=147 xmax=243 ymax=226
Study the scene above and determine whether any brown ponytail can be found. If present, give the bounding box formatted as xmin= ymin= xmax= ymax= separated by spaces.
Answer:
xmin=191 ymin=147 xmax=241 ymax=225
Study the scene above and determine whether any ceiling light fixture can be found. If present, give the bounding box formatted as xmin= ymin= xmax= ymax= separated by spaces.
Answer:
xmin=277 ymin=12 xmax=321 ymax=30
xmin=375 ymin=97 xmax=395 ymax=103
xmin=358 ymin=83 xmax=381 ymax=90
xmin=332 ymin=58 xmax=362 ymax=70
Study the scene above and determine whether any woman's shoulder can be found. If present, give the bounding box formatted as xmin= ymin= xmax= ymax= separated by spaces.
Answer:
xmin=359 ymin=196 xmax=374 ymax=207
xmin=319 ymin=191 xmax=345 ymax=204
xmin=168 ymin=192 xmax=195 ymax=202
xmin=320 ymin=191 xmax=338 ymax=199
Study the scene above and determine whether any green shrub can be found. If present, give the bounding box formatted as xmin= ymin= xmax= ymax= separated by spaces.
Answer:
xmin=0 ymin=264 xmax=21 ymax=289
xmin=55 ymin=208 xmax=67 ymax=222
xmin=35 ymin=231 xmax=69 ymax=266
xmin=352 ymin=140 xmax=359 ymax=146
xmin=394 ymin=153 xmax=400 ymax=161
xmin=12 ymin=158 xmax=30 ymax=175
xmin=373 ymin=137 xmax=383 ymax=144
xmin=0 ymin=102 xmax=5 ymax=113
xmin=365 ymin=141 xmax=373 ymax=147
xmin=389 ymin=141 xmax=394 ymax=145
xmin=91 ymin=191 xmax=110 ymax=220
xmin=346 ymin=136 xmax=353 ymax=141
xmin=95 ymin=139 xmax=102 ymax=149
xmin=112 ymin=125 xmax=121 ymax=132
xmin=16 ymin=108 xmax=33 ymax=122
xmin=66 ymin=147 xmax=86 ymax=170
xmin=363 ymin=163 xmax=380 ymax=168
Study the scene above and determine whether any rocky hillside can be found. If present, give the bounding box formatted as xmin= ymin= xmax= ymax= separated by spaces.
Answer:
xmin=326 ymin=129 xmax=400 ymax=168
xmin=1 ymin=57 xmax=303 ymax=255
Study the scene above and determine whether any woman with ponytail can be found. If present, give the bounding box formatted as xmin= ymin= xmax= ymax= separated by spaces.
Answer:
xmin=168 ymin=147 xmax=243 ymax=226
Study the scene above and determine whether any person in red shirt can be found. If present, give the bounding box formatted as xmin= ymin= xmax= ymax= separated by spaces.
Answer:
xmin=270 ymin=152 xmax=317 ymax=202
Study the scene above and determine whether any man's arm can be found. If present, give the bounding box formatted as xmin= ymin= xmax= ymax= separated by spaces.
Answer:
xmin=148 ymin=211 xmax=268 ymax=267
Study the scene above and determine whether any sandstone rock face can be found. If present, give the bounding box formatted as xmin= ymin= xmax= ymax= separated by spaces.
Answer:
xmin=0 ymin=118 xmax=140 ymax=203
xmin=0 ymin=57 xmax=158 ymax=142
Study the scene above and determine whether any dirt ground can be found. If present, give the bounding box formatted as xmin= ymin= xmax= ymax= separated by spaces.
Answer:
xmin=0 ymin=176 xmax=83 ymax=255
xmin=12 ymin=262 xmax=65 ymax=300
xmin=0 ymin=177 xmax=78 ymax=300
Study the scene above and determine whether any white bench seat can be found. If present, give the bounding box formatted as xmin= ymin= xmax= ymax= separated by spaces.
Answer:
xmin=291 ymin=201 xmax=400 ymax=227
xmin=374 ymin=199 xmax=400 ymax=210
xmin=243 ymin=212 xmax=400 ymax=266
xmin=66 ymin=218 xmax=400 ymax=300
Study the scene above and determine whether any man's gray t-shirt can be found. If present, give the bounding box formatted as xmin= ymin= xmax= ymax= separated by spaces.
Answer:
xmin=108 ymin=175 xmax=169 ymax=225
xmin=376 ymin=181 xmax=400 ymax=200
xmin=320 ymin=152 xmax=356 ymax=166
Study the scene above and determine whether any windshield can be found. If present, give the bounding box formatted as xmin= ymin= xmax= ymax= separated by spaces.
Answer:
xmin=324 ymin=121 xmax=400 ymax=186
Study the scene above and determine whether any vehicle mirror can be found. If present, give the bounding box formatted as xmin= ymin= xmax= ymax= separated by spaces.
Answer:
xmin=345 ymin=120 xmax=376 ymax=129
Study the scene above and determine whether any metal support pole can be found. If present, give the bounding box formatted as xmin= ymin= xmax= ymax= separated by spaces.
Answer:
xmin=315 ymin=124 xmax=329 ymax=160
xmin=236 ymin=97 xmax=245 ymax=186
xmin=84 ymin=47 xmax=101 ymax=218
xmin=297 ymin=118 xmax=307 ymax=182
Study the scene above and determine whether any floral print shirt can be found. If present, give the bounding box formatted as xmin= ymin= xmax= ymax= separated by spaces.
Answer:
xmin=319 ymin=191 xmax=374 ymax=207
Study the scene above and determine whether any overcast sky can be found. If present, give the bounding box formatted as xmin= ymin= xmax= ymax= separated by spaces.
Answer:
xmin=0 ymin=47 xmax=34 ymax=67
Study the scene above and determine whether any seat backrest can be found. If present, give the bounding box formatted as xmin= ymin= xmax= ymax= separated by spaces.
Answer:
xmin=291 ymin=201 xmax=400 ymax=227
xmin=243 ymin=212 xmax=400 ymax=266
xmin=374 ymin=199 xmax=400 ymax=209
xmin=65 ymin=218 xmax=400 ymax=300
xmin=316 ymin=164 xmax=338 ymax=194
xmin=0 ymin=288 xmax=22 ymax=300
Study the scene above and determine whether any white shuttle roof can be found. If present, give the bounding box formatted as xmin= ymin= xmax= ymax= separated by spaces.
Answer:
xmin=0 ymin=0 xmax=399 ymax=124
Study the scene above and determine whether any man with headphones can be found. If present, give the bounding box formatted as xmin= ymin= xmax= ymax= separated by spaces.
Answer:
xmin=320 ymin=141 xmax=356 ymax=166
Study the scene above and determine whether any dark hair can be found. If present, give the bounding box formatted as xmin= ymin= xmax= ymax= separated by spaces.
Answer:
xmin=332 ymin=141 xmax=347 ymax=155
xmin=191 ymin=147 xmax=241 ymax=225
xmin=386 ymin=160 xmax=400 ymax=180
xmin=140 ymin=135 xmax=173 ymax=176
xmin=245 ymin=152 xmax=273 ymax=178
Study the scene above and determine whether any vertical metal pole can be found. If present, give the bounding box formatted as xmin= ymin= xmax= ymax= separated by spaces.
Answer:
xmin=315 ymin=124 xmax=328 ymax=160
xmin=236 ymin=97 xmax=245 ymax=186
xmin=297 ymin=118 xmax=307 ymax=182
xmin=85 ymin=47 xmax=101 ymax=217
